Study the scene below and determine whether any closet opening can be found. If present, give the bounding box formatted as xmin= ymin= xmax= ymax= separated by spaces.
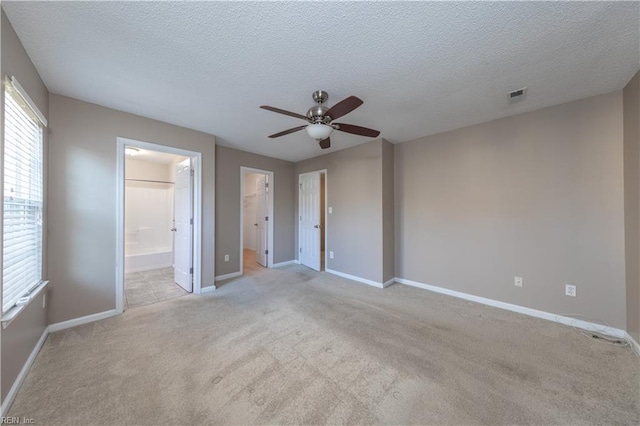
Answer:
xmin=240 ymin=167 xmax=274 ymax=274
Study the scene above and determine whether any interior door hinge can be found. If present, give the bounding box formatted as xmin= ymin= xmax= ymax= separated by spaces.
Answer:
xmin=265 ymin=250 xmax=269 ymax=255
xmin=190 ymin=218 xmax=193 ymax=225
xmin=189 ymin=267 xmax=193 ymax=274
xmin=299 ymin=247 xmax=302 ymax=253
xmin=190 ymin=169 xmax=194 ymax=177
xmin=265 ymin=216 xmax=269 ymax=221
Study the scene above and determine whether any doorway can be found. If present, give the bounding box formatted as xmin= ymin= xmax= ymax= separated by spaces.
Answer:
xmin=116 ymin=137 xmax=203 ymax=314
xmin=123 ymin=149 xmax=191 ymax=309
xmin=240 ymin=167 xmax=274 ymax=274
xmin=298 ymin=170 xmax=327 ymax=272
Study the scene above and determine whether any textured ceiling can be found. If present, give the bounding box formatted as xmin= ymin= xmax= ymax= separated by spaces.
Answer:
xmin=3 ymin=1 xmax=639 ymax=162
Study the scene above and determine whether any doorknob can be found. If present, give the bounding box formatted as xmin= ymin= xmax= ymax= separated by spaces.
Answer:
xmin=254 ymin=223 xmax=258 ymax=227
xmin=314 ymin=224 xmax=320 ymax=229
xmin=171 ymin=227 xmax=177 ymax=232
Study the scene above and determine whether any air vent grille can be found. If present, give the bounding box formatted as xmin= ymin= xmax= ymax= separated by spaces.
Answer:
xmin=508 ymin=87 xmax=527 ymax=103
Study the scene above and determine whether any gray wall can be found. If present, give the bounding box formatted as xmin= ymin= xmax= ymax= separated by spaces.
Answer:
xmin=395 ymin=91 xmax=627 ymax=328
xmin=215 ymin=145 xmax=295 ymax=276
xmin=624 ymin=70 xmax=640 ymax=342
xmin=1 ymin=10 xmax=49 ymax=403
xmin=295 ymin=140 xmax=385 ymax=283
xmin=47 ymin=94 xmax=216 ymax=324
xmin=382 ymin=140 xmax=395 ymax=282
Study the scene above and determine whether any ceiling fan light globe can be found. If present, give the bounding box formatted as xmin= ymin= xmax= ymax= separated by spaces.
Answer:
xmin=306 ymin=124 xmax=333 ymax=141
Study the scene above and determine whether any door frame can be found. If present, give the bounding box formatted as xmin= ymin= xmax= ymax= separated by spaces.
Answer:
xmin=298 ymin=169 xmax=328 ymax=270
xmin=115 ymin=137 xmax=203 ymax=315
xmin=240 ymin=167 xmax=274 ymax=272
xmin=173 ymin=157 xmax=194 ymax=292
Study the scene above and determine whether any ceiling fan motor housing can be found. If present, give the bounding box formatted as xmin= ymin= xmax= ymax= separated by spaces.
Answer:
xmin=307 ymin=90 xmax=332 ymax=124
xmin=306 ymin=104 xmax=331 ymax=124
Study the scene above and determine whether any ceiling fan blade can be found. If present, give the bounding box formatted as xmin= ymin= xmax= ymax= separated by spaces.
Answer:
xmin=260 ymin=105 xmax=307 ymax=121
xmin=319 ymin=137 xmax=331 ymax=149
xmin=325 ymin=96 xmax=363 ymax=120
xmin=268 ymin=125 xmax=307 ymax=138
xmin=334 ymin=123 xmax=380 ymax=138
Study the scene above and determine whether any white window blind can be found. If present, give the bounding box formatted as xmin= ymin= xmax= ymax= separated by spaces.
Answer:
xmin=2 ymin=78 xmax=44 ymax=313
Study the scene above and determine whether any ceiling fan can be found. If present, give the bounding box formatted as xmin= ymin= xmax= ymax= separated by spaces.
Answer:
xmin=260 ymin=90 xmax=380 ymax=150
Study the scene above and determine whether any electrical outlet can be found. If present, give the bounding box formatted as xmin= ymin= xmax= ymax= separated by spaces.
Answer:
xmin=224 ymin=254 xmax=229 ymax=262
xmin=565 ymin=284 xmax=576 ymax=297
xmin=329 ymin=251 xmax=334 ymax=259
xmin=514 ymin=276 xmax=523 ymax=287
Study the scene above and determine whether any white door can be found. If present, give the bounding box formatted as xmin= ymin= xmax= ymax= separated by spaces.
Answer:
xmin=255 ymin=175 xmax=268 ymax=267
xmin=299 ymin=172 xmax=321 ymax=271
xmin=174 ymin=158 xmax=193 ymax=292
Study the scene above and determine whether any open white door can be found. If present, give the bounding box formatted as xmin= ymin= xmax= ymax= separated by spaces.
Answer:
xmin=255 ymin=175 xmax=268 ymax=267
xmin=174 ymin=158 xmax=193 ymax=292
xmin=299 ymin=172 xmax=321 ymax=271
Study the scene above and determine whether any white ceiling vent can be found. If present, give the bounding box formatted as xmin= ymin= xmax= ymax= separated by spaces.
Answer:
xmin=508 ymin=87 xmax=527 ymax=103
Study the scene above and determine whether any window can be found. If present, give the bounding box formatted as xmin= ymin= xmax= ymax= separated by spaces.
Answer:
xmin=2 ymin=77 xmax=45 ymax=314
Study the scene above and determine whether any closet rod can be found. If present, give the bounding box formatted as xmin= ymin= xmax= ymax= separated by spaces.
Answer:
xmin=125 ymin=178 xmax=174 ymax=184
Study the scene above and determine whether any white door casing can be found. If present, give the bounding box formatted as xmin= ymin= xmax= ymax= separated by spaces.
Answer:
xmin=255 ymin=175 xmax=268 ymax=267
xmin=174 ymin=158 xmax=193 ymax=292
xmin=117 ymin=137 xmax=203 ymax=314
xmin=299 ymin=172 xmax=321 ymax=271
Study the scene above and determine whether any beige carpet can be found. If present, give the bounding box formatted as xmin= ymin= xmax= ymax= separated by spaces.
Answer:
xmin=9 ymin=263 xmax=639 ymax=425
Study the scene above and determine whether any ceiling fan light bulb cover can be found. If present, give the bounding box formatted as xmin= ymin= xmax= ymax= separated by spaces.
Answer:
xmin=306 ymin=124 xmax=333 ymax=140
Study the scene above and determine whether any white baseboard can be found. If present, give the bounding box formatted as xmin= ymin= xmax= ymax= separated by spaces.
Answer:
xmin=395 ymin=277 xmax=626 ymax=338
xmin=272 ymin=260 xmax=296 ymax=268
xmin=626 ymin=332 xmax=640 ymax=355
xmin=326 ymin=269 xmax=384 ymax=289
xmin=0 ymin=327 xmax=48 ymax=417
xmin=214 ymin=271 xmax=242 ymax=281
xmin=382 ymin=277 xmax=396 ymax=288
xmin=48 ymin=309 xmax=118 ymax=333
xmin=200 ymin=285 xmax=216 ymax=294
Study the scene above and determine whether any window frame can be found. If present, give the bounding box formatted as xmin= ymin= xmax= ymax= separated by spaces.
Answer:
xmin=1 ymin=76 xmax=48 ymax=320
